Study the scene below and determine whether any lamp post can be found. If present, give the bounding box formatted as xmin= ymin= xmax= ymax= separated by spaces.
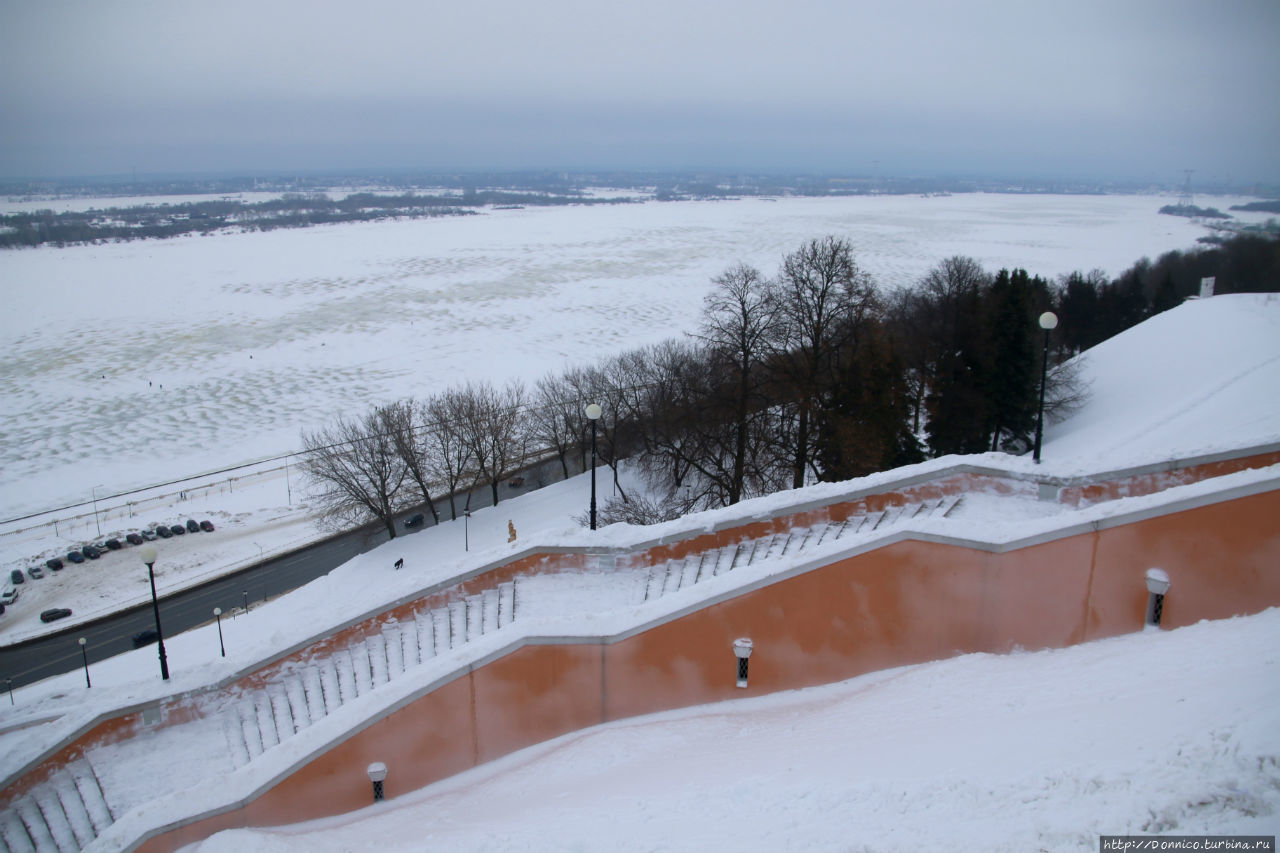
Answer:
xmin=585 ymin=403 xmax=602 ymax=530
xmin=78 ymin=637 xmax=91 ymax=688
xmin=214 ymin=607 xmax=226 ymax=657
xmin=91 ymin=484 xmax=104 ymax=537
xmin=1032 ymin=311 xmax=1058 ymax=464
xmin=367 ymin=762 xmax=388 ymax=802
xmin=138 ymin=545 xmax=169 ymax=680
xmin=464 ymin=508 xmax=471 ymax=552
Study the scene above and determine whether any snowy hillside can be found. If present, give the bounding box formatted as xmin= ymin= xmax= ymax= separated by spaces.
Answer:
xmin=1041 ymin=293 xmax=1280 ymax=471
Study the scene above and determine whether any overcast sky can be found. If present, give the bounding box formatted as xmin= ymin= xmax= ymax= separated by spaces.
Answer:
xmin=1 ymin=0 xmax=1277 ymax=183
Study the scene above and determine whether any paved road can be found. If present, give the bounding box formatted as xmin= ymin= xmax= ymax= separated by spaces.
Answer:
xmin=0 ymin=458 xmax=572 ymax=689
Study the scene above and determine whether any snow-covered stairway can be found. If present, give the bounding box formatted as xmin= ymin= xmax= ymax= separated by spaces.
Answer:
xmin=642 ymin=497 xmax=963 ymax=604
xmin=223 ymin=582 xmax=516 ymax=769
xmin=0 ymin=759 xmax=114 ymax=853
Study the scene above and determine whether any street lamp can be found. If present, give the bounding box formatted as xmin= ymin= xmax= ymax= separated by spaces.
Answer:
xmin=91 ymin=484 xmax=104 ymax=537
xmin=1033 ymin=311 xmax=1059 ymax=464
xmin=213 ymin=607 xmax=225 ymax=657
xmin=585 ymin=403 xmax=602 ymax=530
xmin=78 ymin=637 xmax=91 ymax=688
xmin=464 ymin=508 xmax=471 ymax=552
xmin=138 ymin=545 xmax=170 ymax=680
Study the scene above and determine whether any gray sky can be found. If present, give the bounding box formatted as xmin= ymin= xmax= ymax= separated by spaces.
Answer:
xmin=2 ymin=0 xmax=1277 ymax=182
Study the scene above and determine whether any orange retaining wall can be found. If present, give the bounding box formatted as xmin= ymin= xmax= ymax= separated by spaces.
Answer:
xmin=135 ymin=484 xmax=1280 ymax=852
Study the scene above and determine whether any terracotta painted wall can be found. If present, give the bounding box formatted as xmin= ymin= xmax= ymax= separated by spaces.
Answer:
xmin=133 ymin=484 xmax=1280 ymax=852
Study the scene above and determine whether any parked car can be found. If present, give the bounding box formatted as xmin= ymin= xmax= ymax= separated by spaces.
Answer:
xmin=40 ymin=608 xmax=72 ymax=623
xmin=0 ymin=586 xmax=17 ymax=606
xmin=131 ymin=628 xmax=158 ymax=647
xmin=404 ymin=513 xmax=425 ymax=529
xmin=9 ymin=569 xmax=25 ymax=585
xmin=105 ymin=538 xmax=122 ymax=550
xmin=28 ymin=566 xmax=43 ymax=580
xmin=154 ymin=526 xmax=172 ymax=539
xmin=170 ymin=524 xmax=186 ymax=536
xmin=125 ymin=533 xmax=145 ymax=546
xmin=46 ymin=557 xmax=64 ymax=571
xmin=82 ymin=545 xmax=102 ymax=560
xmin=66 ymin=551 xmax=85 ymax=564
xmin=186 ymin=519 xmax=199 ymax=533
xmin=141 ymin=529 xmax=158 ymax=541
xmin=199 ymin=519 xmax=215 ymax=532
xmin=0 ymin=602 xmax=5 ymax=615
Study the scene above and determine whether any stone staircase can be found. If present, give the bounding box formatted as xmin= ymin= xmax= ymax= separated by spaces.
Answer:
xmin=0 ymin=760 xmax=113 ymax=853
xmin=0 ymin=582 xmax=516 ymax=853
xmin=642 ymin=496 xmax=962 ymax=603
xmin=222 ymin=581 xmax=516 ymax=769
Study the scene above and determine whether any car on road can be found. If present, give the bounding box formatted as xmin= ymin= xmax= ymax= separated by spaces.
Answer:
xmin=404 ymin=513 xmax=425 ymax=529
xmin=40 ymin=608 xmax=72 ymax=623
xmin=154 ymin=526 xmax=172 ymax=539
xmin=46 ymin=557 xmax=64 ymax=571
xmin=131 ymin=628 xmax=158 ymax=647
xmin=170 ymin=524 xmax=186 ymax=536
xmin=200 ymin=520 xmax=215 ymax=532
xmin=126 ymin=533 xmax=145 ymax=546
xmin=82 ymin=545 xmax=101 ymax=560
xmin=28 ymin=566 xmax=43 ymax=580
xmin=10 ymin=569 xmax=25 ymax=585
xmin=105 ymin=538 xmax=122 ymax=550
xmin=186 ymin=519 xmax=199 ymax=533
xmin=66 ymin=551 xmax=85 ymax=564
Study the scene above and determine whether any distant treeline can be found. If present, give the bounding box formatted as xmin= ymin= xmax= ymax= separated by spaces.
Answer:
xmin=0 ymin=190 xmax=631 ymax=249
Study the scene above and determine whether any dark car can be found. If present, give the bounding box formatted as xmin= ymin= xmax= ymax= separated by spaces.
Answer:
xmin=28 ymin=566 xmax=44 ymax=580
xmin=404 ymin=513 xmax=425 ymax=529
xmin=131 ymin=628 xmax=158 ymax=647
xmin=66 ymin=551 xmax=85 ymax=564
xmin=9 ymin=569 xmax=25 ymax=584
xmin=82 ymin=545 xmax=101 ymax=560
xmin=199 ymin=519 xmax=215 ymax=532
xmin=46 ymin=557 xmax=64 ymax=571
xmin=40 ymin=608 xmax=72 ymax=623
xmin=154 ymin=526 xmax=172 ymax=539
xmin=170 ymin=524 xmax=186 ymax=536
xmin=105 ymin=538 xmax=122 ymax=550
xmin=126 ymin=532 xmax=145 ymax=546
xmin=186 ymin=519 xmax=200 ymax=533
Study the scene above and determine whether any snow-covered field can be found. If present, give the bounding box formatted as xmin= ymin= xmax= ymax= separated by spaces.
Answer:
xmin=1 ymin=191 xmax=1265 ymax=523
xmin=1 ymin=291 xmax=1276 ymax=851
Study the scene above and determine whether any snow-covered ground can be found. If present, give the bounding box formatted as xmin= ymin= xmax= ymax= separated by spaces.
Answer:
xmin=187 ymin=608 xmax=1280 ymax=852
xmin=1 ymin=289 xmax=1277 ymax=851
xmin=2 ymin=292 xmax=1278 ymax=646
xmin=2 ymin=191 xmax=1268 ymax=523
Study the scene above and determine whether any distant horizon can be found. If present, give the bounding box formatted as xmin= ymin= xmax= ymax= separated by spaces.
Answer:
xmin=1 ymin=166 xmax=1273 ymax=196
xmin=4 ymin=2 xmax=1277 ymax=188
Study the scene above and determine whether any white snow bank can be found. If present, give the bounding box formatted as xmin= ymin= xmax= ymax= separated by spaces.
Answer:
xmin=1041 ymin=293 xmax=1280 ymax=473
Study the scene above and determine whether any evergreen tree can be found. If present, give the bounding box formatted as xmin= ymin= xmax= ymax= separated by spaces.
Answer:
xmin=815 ymin=324 xmax=922 ymax=479
xmin=983 ymin=269 xmax=1038 ymax=452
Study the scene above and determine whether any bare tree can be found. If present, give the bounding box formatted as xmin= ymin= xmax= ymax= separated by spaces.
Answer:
xmin=455 ymin=379 xmax=529 ymax=506
xmin=528 ymin=373 xmax=581 ymax=480
xmin=379 ymin=399 xmax=440 ymax=524
xmin=695 ymin=262 xmax=778 ymax=504
xmin=423 ymin=390 xmax=477 ymax=520
xmin=299 ymin=407 xmax=410 ymax=539
xmin=771 ymin=236 xmax=878 ymax=487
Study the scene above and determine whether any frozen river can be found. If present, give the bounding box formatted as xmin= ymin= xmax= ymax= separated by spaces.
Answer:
xmin=0 ymin=191 xmax=1260 ymax=518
